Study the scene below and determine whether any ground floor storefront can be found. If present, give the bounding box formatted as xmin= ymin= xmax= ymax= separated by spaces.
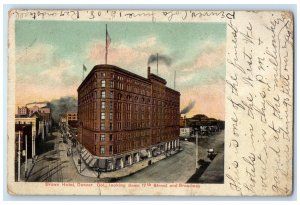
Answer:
xmin=78 ymin=139 xmax=180 ymax=172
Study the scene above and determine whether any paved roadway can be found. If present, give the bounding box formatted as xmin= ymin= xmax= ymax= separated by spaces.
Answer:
xmin=118 ymin=131 xmax=224 ymax=183
xmin=25 ymin=130 xmax=99 ymax=183
xmin=25 ymin=129 xmax=224 ymax=183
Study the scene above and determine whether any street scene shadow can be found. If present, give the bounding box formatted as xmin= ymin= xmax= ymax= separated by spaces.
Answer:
xmin=186 ymin=160 xmax=211 ymax=183
xmin=35 ymin=134 xmax=55 ymax=155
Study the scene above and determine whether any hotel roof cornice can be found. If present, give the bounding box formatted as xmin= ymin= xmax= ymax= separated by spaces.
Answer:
xmin=78 ymin=64 xmax=180 ymax=94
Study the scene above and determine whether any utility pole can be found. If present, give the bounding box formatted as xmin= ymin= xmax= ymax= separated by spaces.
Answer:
xmin=42 ymin=120 xmax=44 ymax=141
xmin=195 ymin=128 xmax=198 ymax=170
xmin=79 ymin=145 xmax=82 ymax=173
xmin=46 ymin=121 xmax=48 ymax=136
xmin=18 ymin=131 xmax=21 ymax=182
xmin=30 ymin=121 xmax=34 ymax=163
xmin=25 ymin=134 xmax=28 ymax=178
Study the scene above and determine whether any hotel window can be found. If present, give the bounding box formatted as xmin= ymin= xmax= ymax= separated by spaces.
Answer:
xmin=110 ymin=112 xmax=113 ymax=120
xmin=101 ymin=91 xmax=106 ymax=98
xmin=101 ymin=80 xmax=106 ymax=88
xmin=109 ymin=145 xmax=113 ymax=153
xmin=100 ymin=123 xmax=105 ymax=131
xmin=110 ymin=101 xmax=113 ymax=110
xmin=102 ymin=72 xmax=106 ymax=77
xmin=100 ymin=134 xmax=105 ymax=141
xmin=101 ymin=112 xmax=105 ymax=120
xmin=109 ymin=122 xmax=113 ymax=131
xmin=100 ymin=146 xmax=105 ymax=154
xmin=109 ymin=134 xmax=113 ymax=141
xmin=110 ymin=91 xmax=114 ymax=99
xmin=110 ymin=81 xmax=114 ymax=88
xmin=101 ymin=101 xmax=105 ymax=109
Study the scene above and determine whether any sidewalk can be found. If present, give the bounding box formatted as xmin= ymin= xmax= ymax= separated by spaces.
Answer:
xmin=186 ymin=152 xmax=224 ymax=183
xmin=68 ymin=140 xmax=181 ymax=179
xmin=198 ymin=153 xmax=224 ymax=183
xmin=20 ymin=159 xmax=35 ymax=182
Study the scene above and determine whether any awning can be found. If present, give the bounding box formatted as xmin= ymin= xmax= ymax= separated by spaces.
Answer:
xmin=98 ymin=159 xmax=106 ymax=169
xmin=82 ymin=152 xmax=89 ymax=159
xmin=140 ymin=149 xmax=148 ymax=157
xmin=81 ymin=149 xmax=87 ymax=156
xmin=87 ymin=157 xmax=94 ymax=167
xmin=84 ymin=154 xmax=91 ymax=162
xmin=89 ymin=158 xmax=98 ymax=168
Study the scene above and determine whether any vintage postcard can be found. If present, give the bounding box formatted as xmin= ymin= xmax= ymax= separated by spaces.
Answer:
xmin=7 ymin=9 xmax=294 ymax=196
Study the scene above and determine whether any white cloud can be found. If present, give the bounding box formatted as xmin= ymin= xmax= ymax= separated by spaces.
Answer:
xmin=16 ymin=43 xmax=56 ymax=67
xmin=180 ymin=40 xmax=225 ymax=72
xmin=85 ymin=36 xmax=165 ymax=71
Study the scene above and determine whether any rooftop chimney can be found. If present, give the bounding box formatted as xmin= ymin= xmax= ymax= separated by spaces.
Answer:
xmin=147 ymin=66 xmax=151 ymax=78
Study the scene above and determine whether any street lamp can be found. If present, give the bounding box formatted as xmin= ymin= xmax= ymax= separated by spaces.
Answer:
xmin=17 ymin=129 xmax=21 ymax=182
xmin=96 ymin=168 xmax=101 ymax=179
xmin=78 ymin=158 xmax=82 ymax=173
xmin=195 ymin=128 xmax=199 ymax=170
xmin=24 ymin=134 xmax=28 ymax=178
xmin=78 ymin=145 xmax=83 ymax=173
xmin=30 ymin=121 xmax=35 ymax=164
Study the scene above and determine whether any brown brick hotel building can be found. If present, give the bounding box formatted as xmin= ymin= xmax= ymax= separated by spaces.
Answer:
xmin=77 ymin=64 xmax=180 ymax=171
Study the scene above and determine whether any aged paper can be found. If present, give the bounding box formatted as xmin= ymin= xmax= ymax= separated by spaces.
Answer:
xmin=7 ymin=9 xmax=293 ymax=196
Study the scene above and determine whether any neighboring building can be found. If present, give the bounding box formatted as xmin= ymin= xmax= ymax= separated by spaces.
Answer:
xmin=66 ymin=111 xmax=78 ymax=128
xmin=77 ymin=64 xmax=180 ymax=171
xmin=187 ymin=114 xmax=224 ymax=128
xmin=184 ymin=114 xmax=225 ymax=135
xmin=179 ymin=127 xmax=192 ymax=138
xmin=180 ymin=115 xmax=188 ymax=128
xmin=179 ymin=116 xmax=192 ymax=138
xmin=27 ymin=104 xmax=52 ymax=122
xmin=17 ymin=106 xmax=29 ymax=116
xmin=15 ymin=116 xmax=40 ymax=160
xmin=28 ymin=105 xmax=40 ymax=115
xmin=28 ymin=105 xmax=52 ymax=133
xmin=67 ymin=112 xmax=78 ymax=121
xmin=16 ymin=104 xmax=52 ymax=144
xmin=39 ymin=106 xmax=51 ymax=122
xmin=59 ymin=113 xmax=67 ymax=124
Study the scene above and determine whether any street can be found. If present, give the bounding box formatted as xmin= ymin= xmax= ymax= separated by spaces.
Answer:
xmin=117 ymin=131 xmax=224 ymax=183
xmin=24 ymin=128 xmax=224 ymax=184
xmin=25 ymin=130 xmax=99 ymax=183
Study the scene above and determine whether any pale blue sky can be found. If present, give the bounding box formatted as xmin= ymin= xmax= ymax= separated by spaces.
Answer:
xmin=15 ymin=20 xmax=226 ymax=119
